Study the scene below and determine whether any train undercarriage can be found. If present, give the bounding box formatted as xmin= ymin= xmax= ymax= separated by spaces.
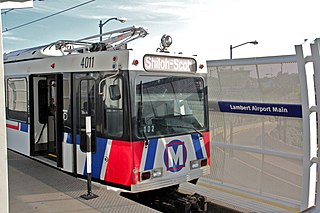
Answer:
xmin=121 ymin=184 xmax=207 ymax=213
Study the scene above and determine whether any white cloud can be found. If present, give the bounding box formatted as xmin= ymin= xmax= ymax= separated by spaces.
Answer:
xmin=152 ymin=0 xmax=320 ymax=59
xmin=4 ymin=0 xmax=320 ymax=59
xmin=3 ymin=32 xmax=26 ymax=41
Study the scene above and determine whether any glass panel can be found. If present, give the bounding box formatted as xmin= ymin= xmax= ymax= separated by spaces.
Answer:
xmin=261 ymin=155 xmax=301 ymax=202
xmin=135 ymin=76 xmax=206 ymax=137
xmin=103 ymin=77 xmax=123 ymax=137
xmin=7 ymin=78 xmax=28 ymax=122
xmin=258 ymin=63 xmax=300 ymax=103
xmin=207 ymin=61 xmax=303 ymax=205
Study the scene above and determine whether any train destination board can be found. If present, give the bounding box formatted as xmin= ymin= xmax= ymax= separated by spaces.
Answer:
xmin=143 ymin=54 xmax=196 ymax=72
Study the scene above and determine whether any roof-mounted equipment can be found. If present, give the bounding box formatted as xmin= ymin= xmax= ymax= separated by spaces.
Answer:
xmin=50 ymin=25 xmax=149 ymax=54
xmin=157 ymin=34 xmax=172 ymax=53
xmin=4 ymin=26 xmax=149 ymax=62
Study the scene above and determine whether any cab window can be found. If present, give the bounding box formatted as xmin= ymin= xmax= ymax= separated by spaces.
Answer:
xmin=103 ymin=77 xmax=123 ymax=137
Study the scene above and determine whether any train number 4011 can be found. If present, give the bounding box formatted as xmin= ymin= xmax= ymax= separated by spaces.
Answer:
xmin=80 ymin=57 xmax=95 ymax=69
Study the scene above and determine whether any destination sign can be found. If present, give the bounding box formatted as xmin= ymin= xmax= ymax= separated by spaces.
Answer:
xmin=143 ymin=54 xmax=196 ymax=72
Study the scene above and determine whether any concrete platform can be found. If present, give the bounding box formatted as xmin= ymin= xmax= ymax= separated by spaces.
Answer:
xmin=8 ymin=150 xmax=158 ymax=213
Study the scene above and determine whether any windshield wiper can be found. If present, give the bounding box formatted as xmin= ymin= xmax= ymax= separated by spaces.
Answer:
xmin=161 ymin=124 xmax=203 ymax=138
xmin=137 ymin=81 xmax=149 ymax=147
xmin=142 ymin=130 xmax=149 ymax=147
xmin=137 ymin=81 xmax=143 ymax=127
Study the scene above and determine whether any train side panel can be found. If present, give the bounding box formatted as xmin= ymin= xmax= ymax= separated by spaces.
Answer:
xmin=6 ymin=121 xmax=30 ymax=156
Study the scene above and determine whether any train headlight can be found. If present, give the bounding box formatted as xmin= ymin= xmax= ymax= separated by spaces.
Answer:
xmin=141 ymin=168 xmax=163 ymax=181
xmin=157 ymin=34 xmax=173 ymax=52
xmin=190 ymin=158 xmax=208 ymax=170
xmin=152 ymin=168 xmax=163 ymax=178
xmin=190 ymin=160 xmax=201 ymax=169
xmin=161 ymin=34 xmax=172 ymax=48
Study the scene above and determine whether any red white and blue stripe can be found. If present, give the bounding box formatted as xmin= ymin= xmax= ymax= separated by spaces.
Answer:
xmin=6 ymin=121 xmax=28 ymax=133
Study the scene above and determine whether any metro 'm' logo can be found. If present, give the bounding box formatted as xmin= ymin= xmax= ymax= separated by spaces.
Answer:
xmin=164 ymin=140 xmax=187 ymax=172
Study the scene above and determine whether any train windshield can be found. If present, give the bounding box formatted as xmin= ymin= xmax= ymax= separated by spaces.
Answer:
xmin=136 ymin=76 xmax=206 ymax=138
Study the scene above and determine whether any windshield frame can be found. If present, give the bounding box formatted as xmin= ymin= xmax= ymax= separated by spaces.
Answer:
xmin=133 ymin=73 xmax=208 ymax=139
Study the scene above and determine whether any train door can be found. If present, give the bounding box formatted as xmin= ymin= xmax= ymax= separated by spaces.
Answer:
xmin=30 ymin=74 xmax=63 ymax=167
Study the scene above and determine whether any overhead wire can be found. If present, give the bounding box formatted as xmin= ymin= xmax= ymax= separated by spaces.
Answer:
xmin=2 ymin=0 xmax=95 ymax=33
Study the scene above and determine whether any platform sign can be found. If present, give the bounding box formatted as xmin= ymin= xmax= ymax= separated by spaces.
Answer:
xmin=0 ymin=0 xmax=33 ymax=9
xmin=216 ymin=101 xmax=302 ymax=118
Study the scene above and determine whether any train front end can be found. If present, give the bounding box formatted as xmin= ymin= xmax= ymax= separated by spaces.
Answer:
xmin=128 ymin=53 xmax=210 ymax=192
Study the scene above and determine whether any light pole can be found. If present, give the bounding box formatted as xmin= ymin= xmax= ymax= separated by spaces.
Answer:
xmin=99 ymin=17 xmax=127 ymax=41
xmin=230 ymin=40 xmax=258 ymax=59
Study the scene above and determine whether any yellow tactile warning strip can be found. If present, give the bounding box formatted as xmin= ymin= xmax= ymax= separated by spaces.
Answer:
xmin=198 ymin=181 xmax=299 ymax=213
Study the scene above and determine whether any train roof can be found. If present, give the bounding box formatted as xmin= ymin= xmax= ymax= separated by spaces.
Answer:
xmin=4 ymin=26 xmax=206 ymax=75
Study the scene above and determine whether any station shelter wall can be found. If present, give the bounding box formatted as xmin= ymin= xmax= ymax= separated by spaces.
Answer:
xmin=205 ymin=61 xmax=302 ymax=206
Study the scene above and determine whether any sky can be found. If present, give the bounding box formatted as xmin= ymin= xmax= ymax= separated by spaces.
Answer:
xmin=1 ymin=0 xmax=320 ymax=60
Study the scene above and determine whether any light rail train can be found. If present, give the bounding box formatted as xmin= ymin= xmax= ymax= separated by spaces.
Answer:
xmin=4 ymin=26 xmax=210 ymax=193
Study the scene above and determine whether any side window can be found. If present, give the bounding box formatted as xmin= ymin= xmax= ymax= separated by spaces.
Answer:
xmin=103 ymin=77 xmax=123 ymax=137
xmin=7 ymin=78 xmax=28 ymax=122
